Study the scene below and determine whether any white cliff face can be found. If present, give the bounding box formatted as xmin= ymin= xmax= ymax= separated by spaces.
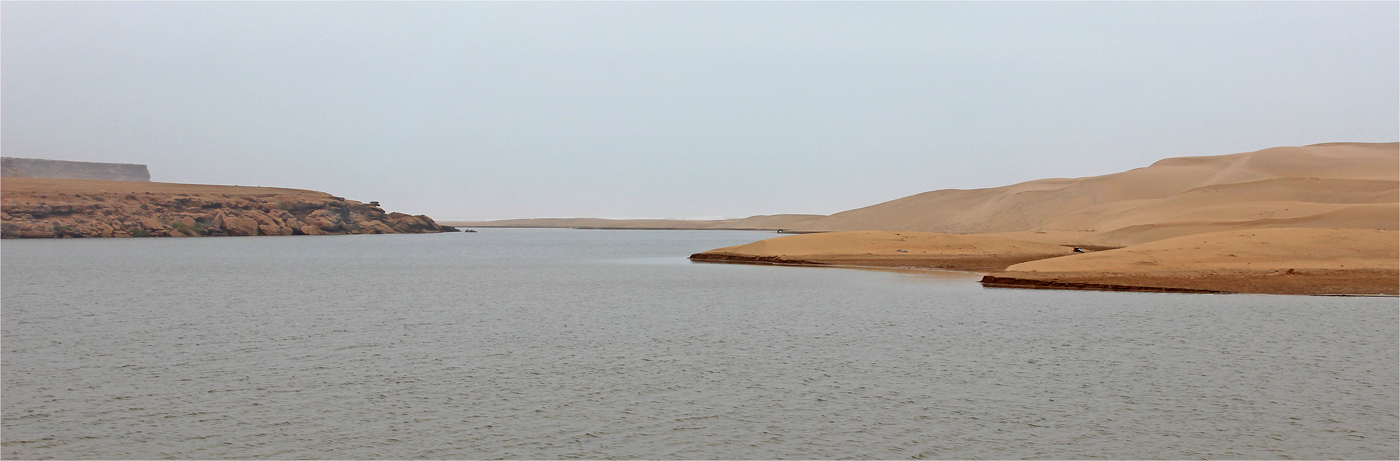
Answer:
xmin=2 ymin=157 xmax=151 ymax=182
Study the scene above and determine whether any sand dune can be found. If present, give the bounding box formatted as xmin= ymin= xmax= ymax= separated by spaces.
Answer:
xmin=793 ymin=143 xmax=1397 ymax=244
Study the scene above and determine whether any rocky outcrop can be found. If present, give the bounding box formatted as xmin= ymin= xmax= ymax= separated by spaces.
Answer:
xmin=1 ymin=178 xmax=461 ymax=239
xmin=2 ymin=158 xmax=151 ymax=181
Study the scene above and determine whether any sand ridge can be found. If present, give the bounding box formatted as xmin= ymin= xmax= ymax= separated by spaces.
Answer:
xmin=444 ymin=214 xmax=826 ymax=230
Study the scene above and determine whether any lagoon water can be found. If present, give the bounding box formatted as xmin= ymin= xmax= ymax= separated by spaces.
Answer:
xmin=3 ymin=228 xmax=1396 ymax=459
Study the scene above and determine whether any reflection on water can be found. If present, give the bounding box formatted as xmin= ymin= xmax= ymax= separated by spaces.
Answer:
xmin=3 ymin=229 xmax=1396 ymax=459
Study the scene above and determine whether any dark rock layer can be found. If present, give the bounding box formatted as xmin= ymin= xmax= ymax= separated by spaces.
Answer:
xmin=978 ymin=275 xmax=1224 ymax=294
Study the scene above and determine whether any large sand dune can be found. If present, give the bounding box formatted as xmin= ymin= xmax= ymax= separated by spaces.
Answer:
xmin=794 ymin=142 xmax=1397 ymax=244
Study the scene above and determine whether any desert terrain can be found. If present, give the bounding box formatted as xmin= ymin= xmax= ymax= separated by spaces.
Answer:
xmin=1 ymin=178 xmax=458 ymax=238
xmin=686 ymin=143 xmax=1398 ymax=295
xmin=7 ymin=143 xmax=1395 ymax=294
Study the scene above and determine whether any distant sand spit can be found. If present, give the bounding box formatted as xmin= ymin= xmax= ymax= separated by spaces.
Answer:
xmin=691 ymin=230 xmax=1076 ymax=272
xmin=443 ymin=215 xmax=826 ymax=230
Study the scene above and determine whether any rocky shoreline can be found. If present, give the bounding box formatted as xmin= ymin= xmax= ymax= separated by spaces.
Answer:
xmin=1 ymin=178 xmax=459 ymax=239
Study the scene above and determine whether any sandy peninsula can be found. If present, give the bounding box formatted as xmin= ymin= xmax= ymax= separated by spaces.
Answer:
xmin=688 ymin=143 xmax=1398 ymax=295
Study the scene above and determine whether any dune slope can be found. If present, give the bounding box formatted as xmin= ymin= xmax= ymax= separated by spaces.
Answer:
xmin=793 ymin=143 xmax=1397 ymax=244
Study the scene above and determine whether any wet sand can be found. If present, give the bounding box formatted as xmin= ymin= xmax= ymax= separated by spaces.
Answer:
xmin=985 ymin=228 xmax=1398 ymax=295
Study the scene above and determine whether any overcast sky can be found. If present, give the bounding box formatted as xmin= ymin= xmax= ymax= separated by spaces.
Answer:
xmin=3 ymin=2 xmax=1396 ymax=220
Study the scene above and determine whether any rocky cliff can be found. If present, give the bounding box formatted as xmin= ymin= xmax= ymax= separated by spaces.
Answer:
xmin=2 ymin=158 xmax=151 ymax=182
xmin=1 ymin=178 xmax=459 ymax=238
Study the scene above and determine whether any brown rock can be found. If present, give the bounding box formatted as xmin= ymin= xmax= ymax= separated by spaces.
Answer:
xmin=306 ymin=209 xmax=343 ymax=232
xmin=387 ymin=212 xmax=447 ymax=233
xmin=18 ymin=224 xmax=55 ymax=238
xmin=359 ymin=221 xmax=396 ymax=234
xmin=389 ymin=213 xmax=428 ymax=231
xmin=138 ymin=216 xmax=167 ymax=231
xmin=246 ymin=210 xmax=277 ymax=227
xmin=223 ymin=215 xmax=259 ymax=236
xmin=258 ymin=224 xmax=292 ymax=236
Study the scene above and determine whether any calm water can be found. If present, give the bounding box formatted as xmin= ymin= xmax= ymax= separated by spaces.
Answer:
xmin=3 ymin=229 xmax=1396 ymax=459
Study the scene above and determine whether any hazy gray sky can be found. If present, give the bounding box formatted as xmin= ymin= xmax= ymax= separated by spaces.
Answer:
xmin=4 ymin=2 xmax=1396 ymax=220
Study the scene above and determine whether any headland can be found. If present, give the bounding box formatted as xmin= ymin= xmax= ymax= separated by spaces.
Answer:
xmin=1 ymin=177 xmax=458 ymax=238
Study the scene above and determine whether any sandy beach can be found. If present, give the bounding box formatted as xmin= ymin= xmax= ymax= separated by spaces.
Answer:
xmin=985 ymin=228 xmax=1398 ymax=295
xmin=688 ymin=143 xmax=1399 ymax=295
